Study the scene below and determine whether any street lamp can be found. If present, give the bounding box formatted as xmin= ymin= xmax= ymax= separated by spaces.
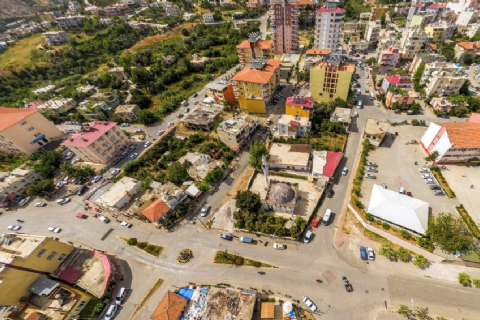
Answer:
xmin=411 ymin=298 xmax=414 ymax=313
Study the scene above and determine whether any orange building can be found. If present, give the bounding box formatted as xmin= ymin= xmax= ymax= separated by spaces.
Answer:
xmin=236 ymin=36 xmax=274 ymax=69
xmin=285 ymin=96 xmax=314 ymax=118
xmin=205 ymin=82 xmax=236 ymax=104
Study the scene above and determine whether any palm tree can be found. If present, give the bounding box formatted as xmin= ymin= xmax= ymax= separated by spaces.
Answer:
xmin=397 ymin=305 xmax=410 ymax=318
xmin=415 ymin=307 xmax=433 ymax=320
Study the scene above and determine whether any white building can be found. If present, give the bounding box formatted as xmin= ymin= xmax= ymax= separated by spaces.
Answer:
xmin=267 ymin=144 xmax=312 ymax=172
xmin=447 ymin=0 xmax=478 ymax=14
xmin=456 ymin=10 xmax=478 ymax=27
xmin=203 ymin=12 xmax=215 ymax=23
xmin=97 ymin=177 xmax=142 ymax=209
xmin=276 ymin=115 xmax=311 ymax=138
xmin=399 ymin=27 xmax=432 ymax=60
xmin=364 ymin=21 xmax=381 ymax=46
xmin=314 ymin=1 xmax=345 ymax=51
xmin=0 ymin=168 xmax=42 ymax=204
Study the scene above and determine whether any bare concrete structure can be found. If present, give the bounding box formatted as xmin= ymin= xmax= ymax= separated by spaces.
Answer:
xmin=183 ymin=107 xmax=221 ymax=132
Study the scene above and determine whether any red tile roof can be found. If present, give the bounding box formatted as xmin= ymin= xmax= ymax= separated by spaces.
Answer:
xmin=286 ymin=96 xmax=314 ymax=108
xmin=384 ymin=74 xmax=413 ymax=85
xmin=305 ymin=48 xmax=333 ymax=56
xmin=323 ymin=151 xmax=343 ymax=178
xmin=427 ymin=3 xmax=444 ymax=9
xmin=316 ymin=7 xmax=345 ymax=13
xmin=142 ymin=199 xmax=170 ymax=222
xmin=468 ymin=113 xmax=480 ymax=124
xmin=236 ymin=39 xmax=273 ymax=50
xmin=440 ymin=122 xmax=480 ymax=148
xmin=457 ymin=42 xmax=480 ymax=50
xmin=0 ymin=107 xmax=38 ymax=132
xmin=151 ymin=292 xmax=188 ymax=320
xmin=290 ymin=120 xmax=300 ymax=126
xmin=412 ymin=4 xmax=424 ymax=8
xmin=231 ymin=60 xmax=281 ymax=84
xmin=61 ymin=121 xmax=117 ymax=148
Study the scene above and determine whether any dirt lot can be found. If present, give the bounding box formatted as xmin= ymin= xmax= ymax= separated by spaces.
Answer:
xmin=360 ymin=125 xmax=459 ymax=217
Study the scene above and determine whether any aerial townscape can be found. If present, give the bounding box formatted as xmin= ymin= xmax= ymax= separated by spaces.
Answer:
xmin=3 ymin=0 xmax=480 ymax=319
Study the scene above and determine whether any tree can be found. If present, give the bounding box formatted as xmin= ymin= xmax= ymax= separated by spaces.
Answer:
xmin=459 ymin=80 xmax=471 ymax=96
xmin=398 ymin=305 xmax=410 ymax=318
xmin=205 ymin=167 xmax=223 ymax=184
xmin=415 ymin=307 xmax=433 ymax=320
xmin=165 ymin=162 xmax=190 ymax=185
xmin=25 ymin=179 xmax=55 ymax=196
xmin=424 ymin=151 xmax=439 ymax=163
xmin=130 ymin=91 xmax=152 ymax=109
xmin=137 ymin=109 xmax=158 ymax=125
xmin=396 ymin=247 xmax=410 ymax=262
xmin=413 ymin=255 xmax=429 ymax=269
xmin=409 ymin=103 xmax=421 ymax=113
xmin=235 ymin=190 xmax=261 ymax=213
xmin=473 ymin=279 xmax=480 ymax=288
xmin=380 ymin=244 xmax=396 ymax=261
xmin=365 ymin=57 xmax=377 ymax=66
xmin=413 ymin=63 xmax=426 ymax=93
xmin=427 ymin=212 xmax=475 ymax=253
xmin=180 ymin=28 xmax=190 ymax=36
xmin=249 ymin=141 xmax=268 ymax=170
xmin=33 ymin=151 xmax=63 ymax=178
xmin=458 ymin=272 xmax=471 ymax=286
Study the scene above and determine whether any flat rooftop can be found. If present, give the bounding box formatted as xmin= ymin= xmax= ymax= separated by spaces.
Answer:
xmin=217 ymin=114 xmax=257 ymax=134
xmin=268 ymin=144 xmax=312 ymax=167
xmin=331 ymin=107 xmax=352 ymax=124
xmin=0 ymin=235 xmax=47 ymax=271
xmin=97 ymin=176 xmax=140 ymax=207
xmin=277 ymin=114 xmax=311 ymax=126
xmin=365 ymin=119 xmax=391 ymax=136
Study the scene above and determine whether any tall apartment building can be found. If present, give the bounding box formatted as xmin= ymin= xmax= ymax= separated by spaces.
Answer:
xmin=269 ymin=0 xmax=299 ymax=54
xmin=236 ymin=34 xmax=274 ymax=69
xmin=377 ymin=45 xmax=401 ymax=73
xmin=454 ymin=42 xmax=480 ymax=62
xmin=309 ymin=56 xmax=354 ymax=103
xmin=364 ymin=20 xmax=381 ymax=48
xmin=61 ymin=121 xmax=131 ymax=164
xmin=424 ymin=70 xmax=467 ymax=97
xmin=424 ymin=22 xmax=453 ymax=44
xmin=0 ymin=107 xmax=63 ymax=155
xmin=231 ymin=59 xmax=281 ymax=113
xmin=399 ymin=27 xmax=431 ymax=60
xmin=406 ymin=3 xmax=445 ymax=28
xmin=314 ymin=1 xmax=345 ymax=51
xmin=55 ymin=15 xmax=84 ymax=28
xmin=408 ymin=53 xmax=445 ymax=74
xmin=420 ymin=62 xmax=463 ymax=85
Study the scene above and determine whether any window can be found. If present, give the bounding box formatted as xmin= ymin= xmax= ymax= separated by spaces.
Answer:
xmin=37 ymin=249 xmax=47 ymax=257
xmin=47 ymin=251 xmax=57 ymax=260
xmin=58 ymin=254 xmax=67 ymax=261
xmin=75 ymin=301 xmax=87 ymax=312
xmin=19 ymin=121 xmax=27 ymax=126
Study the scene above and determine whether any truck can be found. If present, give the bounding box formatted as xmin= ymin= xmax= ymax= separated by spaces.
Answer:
xmin=239 ymin=236 xmax=253 ymax=243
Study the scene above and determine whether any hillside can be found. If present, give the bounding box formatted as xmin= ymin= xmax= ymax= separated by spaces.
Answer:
xmin=0 ymin=0 xmax=60 ymax=19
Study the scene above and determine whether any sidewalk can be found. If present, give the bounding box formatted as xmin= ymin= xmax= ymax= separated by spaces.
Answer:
xmin=417 ymin=261 xmax=480 ymax=282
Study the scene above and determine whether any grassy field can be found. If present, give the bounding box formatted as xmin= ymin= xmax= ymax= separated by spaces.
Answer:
xmin=0 ymin=34 xmax=46 ymax=71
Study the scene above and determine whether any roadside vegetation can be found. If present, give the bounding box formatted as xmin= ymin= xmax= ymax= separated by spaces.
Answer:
xmin=429 ymin=166 xmax=456 ymax=198
xmin=456 ymin=205 xmax=480 ymax=239
xmin=126 ymin=237 xmax=164 ymax=257
xmin=214 ymin=250 xmax=273 ymax=268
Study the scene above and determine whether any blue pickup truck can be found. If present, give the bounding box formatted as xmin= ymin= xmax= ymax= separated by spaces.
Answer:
xmin=239 ymin=236 xmax=253 ymax=244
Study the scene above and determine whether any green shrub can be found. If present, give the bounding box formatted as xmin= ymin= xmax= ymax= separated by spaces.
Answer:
xmin=458 ymin=272 xmax=471 ymax=286
xmin=354 ymin=199 xmax=363 ymax=209
xmin=473 ymin=279 xmax=480 ymax=288
xmin=382 ymin=222 xmax=390 ymax=230
xmin=365 ymin=213 xmax=374 ymax=221
xmin=376 ymin=220 xmax=382 ymax=225
xmin=417 ymin=237 xmax=435 ymax=252
xmin=127 ymin=238 xmax=137 ymax=246
xmin=400 ymin=230 xmax=411 ymax=239
xmin=79 ymin=298 xmax=104 ymax=319
xmin=413 ymin=255 xmax=428 ymax=269
xmin=138 ymin=242 xmax=148 ymax=249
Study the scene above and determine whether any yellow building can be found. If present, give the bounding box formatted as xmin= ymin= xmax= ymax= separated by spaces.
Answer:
xmin=0 ymin=107 xmax=63 ymax=155
xmin=370 ymin=6 xmax=387 ymax=21
xmin=309 ymin=58 xmax=355 ymax=103
xmin=424 ymin=23 xmax=448 ymax=44
xmin=231 ymin=59 xmax=281 ymax=113
xmin=0 ymin=234 xmax=75 ymax=307
xmin=236 ymin=35 xmax=274 ymax=69
xmin=285 ymin=96 xmax=314 ymax=118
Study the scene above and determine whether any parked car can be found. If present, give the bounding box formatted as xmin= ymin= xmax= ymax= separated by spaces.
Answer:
xmin=366 ymin=162 xmax=377 ymax=167
xmin=70 ymin=158 xmax=80 ymax=165
xmin=167 ymin=122 xmax=174 ymax=127
xmin=220 ymin=233 xmax=233 ymax=241
xmin=144 ymin=141 xmax=152 ymax=148
xmin=193 ymin=100 xmax=198 ymax=105
xmin=365 ymin=88 xmax=369 ymax=93
xmin=92 ymin=175 xmax=103 ymax=183
xmin=47 ymin=227 xmax=62 ymax=233
xmin=34 ymin=202 xmax=47 ymax=207
xmin=104 ymin=304 xmax=118 ymax=320
xmin=77 ymin=186 xmax=89 ymax=196
xmin=120 ymin=221 xmax=132 ymax=228
xmin=120 ymin=152 xmax=127 ymax=159
xmin=130 ymin=153 xmax=138 ymax=160
xmin=99 ymin=216 xmax=110 ymax=223
xmin=76 ymin=213 xmax=88 ymax=219
xmin=185 ymin=108 xmax=190 ymax=113
xmin=273 ymin=243 xmax=286 ymax=250
xmin=342 ymin=167 xmax=348 ymax=175
xmin=177 ymin=113 xmax=184 ymax=118
xmin=364 ymin=174 xmax=376 ymax=179
xmin=366 ymin=167 xmax=378 ymax=172
xmin=302 ymin=296 xmax=317 ymax=312
xmin=128 ymin=145 xmax=137 ymax=152
xmin=430 ymin=185 xmax=441 ymax=190
xmin=56 ymin=198 xmax=71 ymax=205
xmin=7 ymin=225 xmax=21 ymax=231
xmin=120 ymin=123 xmax=130 ymax=127
xmin=374 ymin=101 xmax=380 ymax=107
xmin=421 ymin=174 xmax=432 ymax=179
xmin=406 ymin=191 xmax=412 ymax=197
xmin=56 ymin=181 xmax=65 ymax=188
xmin=419 ymin=167 xmax=430 ymax=173
xmin=326 ymin=189 xmax=334 ymax=198
xmin=360 ymin=246 xmax=367 ymax=260
xmin=65 ymin=152 xmax=74 ymax=160
xmin=381 ymin=183 xmax=387 ymax=189
xmin=110 ymin=169 xmax=121 ymax=176
xmin=272 ymin=126 xmax=277 ymax=132
xmin=367 ymin=247 xmax=375 ymax=260
xmin=200 ymin=205 xmax=210 ymax=217
xmin=434 ymin=190 xmax=446 ymax=196
xmin=134 ymin=129 xmax=143 ymax=133
xmin=157 ymin=130 xmax=165 ymax=136
xmin=424 ymin=178 xmax=434 ymax=184
xmin=193 ymin=92 xmax=198 ymax=98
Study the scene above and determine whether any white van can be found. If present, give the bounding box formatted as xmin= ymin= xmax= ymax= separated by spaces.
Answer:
xmin=369 ymin=92 xmax=374 ymax=100
xmin=104 ymin=305 xmax=118 ymax=320
xmin=181 ymin=100 xmax=188 ymax=106
xmin=304 ymin=230 xmax=313 ymax=243
xmin=115 ymin=287 xmax=129 ymax=305
xmin=399 ymin=187 xmax=404 ymax=194
xmin=357 ymin=100 xmax=363 ymax=109
xmin=321 ymin=209 xmax=332 ymax=226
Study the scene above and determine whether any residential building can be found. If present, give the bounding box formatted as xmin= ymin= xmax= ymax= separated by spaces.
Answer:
xmin=369 ymin=5 xmax=387 ymax=21
xmin=42 ymin=31 xmax=70 ymax=45
xmin=0 ymin=234 xmax=74 ymax=307
xmin=406 ymin=3 xmax=445 ymax=28
xmin=142 ymin=199 xmax=170 ymax=223
xmin=364 ymin=119 xmax=390 ymax=146
xmin=424 ymin=70 xmax=467 ymax=97
xmin=203 ymin=12 xmax=215 ymax=23
xmin=455 ymin=42 xmax=480 ymax=62
xmin=237 ymin=34 xmax=274 ymax=69
xmin=408 ymin=53 xmax=445 ymax=74
xmin=114 ymin=104 xmax=140 ymax=122
xmin=420 ymin=62 xmax=463 ymax=85
xmin=399 ymin=27 xmax=431 ymax=60
xmin=97 ymin=177 xmax=141 ymax=209
xmin=190 ymin=53 xmax=210 ymax=67
xmin=205 ymin=82 xmax=236 ymax=104
xmin=380 ymin=74 xmax=414 ymax=94
xmin=309 ymin=56 xmax=354 ymax=103
xmin=311 ymin=150 xmax=343 ymax=179
xmin=330 ymin=107 xmax=353 ymax=128
xmin=61 ymin=121 xmax=131 ymax=164
xmin=276 ymin=114 xmax=311 ymax=138
xmin=359 ymin=12 xmax=370 ymax=22
xmin=55 ymin=15 xmax=84 ymax=28
xmin=267 ymin=143 xmax=312 ymax=171
xmin=304 ymin=49 xmax=332 ymax=70
xmin=90 ymin=91 xmax=119 ymax=109
xmin=248 ymin=0 xmax=262 ymax=9
xmin=455 ymin=9 xmax=478 ymax=28
xmin=377 ymin=45 xmax=402 ymax=74
xmin=151 ymin=292 xmax=188 ymax=320
xmin=231 ymin=59 xmax=281 ymax=113
xmin=33 ymin=85 xmax=56 ymax=95
xmin=217 ymin=114 xmax=260 ymax=150
xmin=77 ymin=102 xmax=110 ymax=121
xmin=0 ymin=167 xmax=42 ymax=204
xmin=314 ymin=1 xmax=345 ymax=51
xmin=420 ymin=121 xmax=480 ymax=164
xmin=429 ymin=97 xmax=459 ymax=112
xmin=466 ymin=23 xmax=480 ymax=39
xmin=162 ymin=55 xmax=177 ymax=65
xmin=364 ymin=21 xmax=381 ymax=48
xmin=183 ymin=107 xmax=222 ymax=132
xmin=109 ymin=66 xmax=129 ymax=80
xmin=344 ymin=20 xmax=361 ymax=32
xmin=158 ymin=182 xmax=187 ymax=210
xmin=285 ymin=95 xmax=314 ymax=118
xmin=179 ymin=152 xmax=225 ymax=180
xmin=376 ymin=30 xmax=397 ymax=53
xmin=385 ymin=89 xmax=419 ymax=109
xmin=447 ymin=0 xmax=478 ymax=14
xmin=0 ymin=107 xmax=63 ymax=155
xmin=348 ymin=35 xmax=368 ymax=54
xmin=164 ymin=3 xmax=181 ymax=17
xmin=424 ymin=22 xmax=453 ymax=44
xmin=103 ymin=3 xmax=129 ymax=16
xmin=269 ymin=0 xmax=299 ymax=53
xmin=409 ymin=14 xmax=436 ymax=28
xmin=36 ymin=98 xmax=76 ymax=115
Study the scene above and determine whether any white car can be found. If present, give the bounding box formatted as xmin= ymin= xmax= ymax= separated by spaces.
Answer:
xmin=273 ymin=243 xmax=286 ymax=250
xmin=302 ymin=296 xmax=317 ymax=312
xmin=158 ymin=130 xmax=165 ymax=136
xmin=422 ymin=174 xmax=432 ymax=179
xmin=342 ymin=167 xmax=348 ymax=175
xmin=144 ymin=141 xmax=152 ymax=148
xmin=364 ymin=174 xmax=376 ymax=179
xmin=167 ymin=122 xmax=174 ymax=127
xmin=47 ymin=227 xmax=62 ymax=233
xmin=34 ymin=202 xmax=47 ymax=207
xmin=56 ymin=198 xmax=71 ymax=205
xmin=56 ymin=181 xmax=66 ymax=188
xmin=419 ymin=167 xmax=430 ymax=173
xmin=7 ymin=225 xmax=21 ymax=231
xmin=193 ymin=100 xmax=198 ymax=105
xmin=92 ymin=175 xmax=103 ymax=183
xmin=134 ymin=129 xmax=143 ymax=133
xmin=104 ymin=304 xmax=118 ymax=320
xmin=130 ymin=153 xmax=138 ymax=160
xmin=110 ymin=169 xmax=121 ymax=176
xmin=272 ymin=126 xmax=277 ymax=132
xmin=367 ymin=247 xmax=375 ymax=260
xmin=120 ymin=221 xmax=132 ymax=228
xmin=65 ymin=151 xmax=74 ymax=160
xmin=366 ymin=167 xmax=378 ymax=172
xmin=120 ymin=123 xmax=130 ymax=127
xmin=200 ymin=205 xmax=210 ymax=217
xmin=128 ymin=145 xmax=137 ymax=152
xmin=366 ymin=162 xmax=377 ymax=167
xmin=374 ymin=101 xmax=380 ymax=107
xmin=424 ymin=178 xmax=435 ymax=184
xmin=99 ymin=216 xmax=110 ymax=223
xmin=70 ymin=158 xmax=80 ymax=165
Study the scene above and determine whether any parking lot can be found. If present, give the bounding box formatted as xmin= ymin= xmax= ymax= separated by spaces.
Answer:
xmin=359 ymin=125 xmax=459 ymax=217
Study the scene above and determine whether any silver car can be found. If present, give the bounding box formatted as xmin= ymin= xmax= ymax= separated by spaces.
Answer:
xmin=364 ymin=174 xmax=376 ymax=179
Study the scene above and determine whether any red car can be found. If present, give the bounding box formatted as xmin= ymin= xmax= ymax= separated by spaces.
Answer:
xmin=76 ymin=213 xmax=88 ymax=219
xmin=311 ymin=220 xmax=319 ymax=228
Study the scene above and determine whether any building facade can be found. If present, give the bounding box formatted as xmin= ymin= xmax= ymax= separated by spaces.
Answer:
xmin=377 ymin=45 xmax=402 ymax=73
xmin=314 ymin=1 xmax=345 ymax=50
xmin=454 ymin=42 xmax=480 ymax=62
xmin=205 ymin=82 xmax=236 ymax=104
xmin=399 ymin=27 xmax=431 ymax=60
xmin=61 ymin=121 xmax=131 ymax=164
xmin=385 ymin=90 xmax=419 ymax=109
xmin=0 ymin=108 xmax=63 ymax=155
xmin=42 ymin=31 xmax=70 ymax=46
xmin=364 ymin=20 xmax=381 ymax=47
xmin=380 ymin=74 xmax=414 ymax=93
xmin=424 ymin=22 xmax=453 ymax=44
xmin=269 ymin=0 xmax=299 ymax=53
xmin=217 ymin=114 xmax=260 ymax=150
xmin=424 ymin=70 xmax=467 ymax=97
xmin=237 ymin=35 xmax=274 ymax=69
xmin=114 ymin=104 xmax=140 ymax=122
xmin=309 ymin=57 xmax=354 ymax=103
xmin=285 ymin=95 xmax=314 ymax=118
xmin=277 ymin=114 xmax=311 ymax=138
